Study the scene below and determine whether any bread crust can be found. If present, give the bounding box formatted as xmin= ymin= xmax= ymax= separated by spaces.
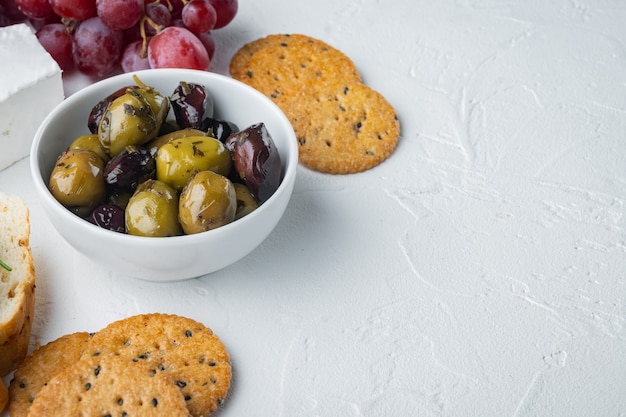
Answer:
xmin=0 ymin=378 xmax=8 ymax=413
xmin=0 ymin=282 xmax=35 ymax=376
xmin=0 ymin=194 xmax=36 ymax=376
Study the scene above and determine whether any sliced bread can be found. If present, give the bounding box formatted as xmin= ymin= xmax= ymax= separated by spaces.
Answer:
xmin=0 ymin=193 xmax=36 ymax=376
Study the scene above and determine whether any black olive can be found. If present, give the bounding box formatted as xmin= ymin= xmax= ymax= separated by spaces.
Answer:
xmin=104 ymin=146 xmax=156 ymax=191
xmin=224 ymin=123 xmax=282 ymax=204
xmin=170 ymin=82 xmax=214 ymax=131
xmin=87 ymin=86 xmax=133 ymax=134
xmin=207 ymin=118 xmax=239 ymax=143
xmin=87 ymin=204 xmax=125 ymax=233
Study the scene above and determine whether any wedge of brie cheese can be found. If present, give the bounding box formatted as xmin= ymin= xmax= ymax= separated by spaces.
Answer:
xmin=0 ymin=23 xmax=64 ymax=172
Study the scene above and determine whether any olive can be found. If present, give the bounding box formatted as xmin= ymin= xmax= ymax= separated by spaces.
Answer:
xmin=157 ymin=119 xmax=179 ymax=136
xmin=88 ymin=204 xmax=125 ymax=233
xmin=156 ymin=135 xmax=232 ymax=191
xmin=179 ymin=171 xmax=236 ymax=234
xmin=107 ymin=191 xmax=133 ymax=210
xmin=104 ymin=145 xmax=156 ymax=191
xmin=145 ymin=128 xmax=208 ymax=156
xmin=87 ymin=85 xmax=131 ymax=134
xmin=125 ymin=180 xmax=182 ymax=237
xmin=233 ymin=183 xmax=258 ymax=220
xmin=133 ymin=75 xmax=170 ymax=129
xmin=170 ymin=82 xmax=214 ymax=131
xmin=48 ymin=149 xmax=106 ymax=212
xmin=207 ymin=118 xmax=239 ymax=143
xmin=68 ymin=134 xmax=110 ymax=162
xmin=98 ymin=89 xmax=158 ymax=157
xmin=98 ymin=77 xmax=169 ymax=157
xmin=225 ymin=123 xmax=282 ymax=203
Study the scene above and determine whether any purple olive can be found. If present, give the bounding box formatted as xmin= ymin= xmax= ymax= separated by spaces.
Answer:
xmin=87 ymin=85 xmax=133 ymax=134
xmin=225 ymin=123 xmax=282 ymax=203
xmin=88 ymin=204 xmax=125 ymax=233
xmin=170 ymin=82 xmax=214 ymax=131
xmin=208 ymin=118 xmax=239 ymax=143
xmin=104 ymin=145 xmax=156 ymax=191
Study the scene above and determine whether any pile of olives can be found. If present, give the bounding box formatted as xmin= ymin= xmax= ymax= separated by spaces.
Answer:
xmin=48 ymin=76 xmax=282 ymax=237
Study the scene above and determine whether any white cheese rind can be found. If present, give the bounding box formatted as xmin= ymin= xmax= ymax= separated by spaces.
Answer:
xmin=0 ymin=23 xmax=64 ymax=172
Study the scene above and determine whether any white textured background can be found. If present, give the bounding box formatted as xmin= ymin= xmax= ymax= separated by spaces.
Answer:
xmin=3 ymin=0 xmax=626 ymax=416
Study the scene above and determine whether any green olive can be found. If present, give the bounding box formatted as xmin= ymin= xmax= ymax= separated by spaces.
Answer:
xmin=98 ymin=89 xmax=159 ymax=157
xmin=132 ymin=75 xmax=170 ymax=128
xmin=159 ymin=119 xmax=180 ymax=135
xmin=107 ymin=191 xmax=133 ymax=210
xmin=233 ymin=183 xmax=258 ymax=220
xmin=68 ymin=134 xmax=110 ymax=162
xmin=125 ymin=180 xmax=182 ymax=237
xmin=48 ymin=149 xmax=106 ymax=211
xmin=156 ymin=136 xmax=232 ymax=191
xmin=146 ymin=128 xmax=208 ymax=156
xmin=179 ymin=171 xmax=236 ymax=234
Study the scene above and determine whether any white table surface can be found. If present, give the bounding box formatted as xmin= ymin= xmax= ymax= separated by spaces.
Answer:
xmin=3 ymin=0 xmax=626 ymax=416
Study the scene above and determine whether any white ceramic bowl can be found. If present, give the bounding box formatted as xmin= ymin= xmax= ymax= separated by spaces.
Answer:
xmin=31 ymin=69 xmax=298 ymax=281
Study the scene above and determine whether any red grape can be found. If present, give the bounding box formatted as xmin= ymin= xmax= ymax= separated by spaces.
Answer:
xmin=121 ymin=39 xmax=150 ymax=72
xmin=0 ymin=6 xmax=12 ymax=26
xmin=170 ymin=17 xmax=183 ymax=27
xmin=25 ymin=0 xmax=237 ymax=77
xmin=72 ymin=16 xmax=123 ymax=77
xmin=15 ymin=0 xmax=55 ymax=19
xmin=124 ymin=2 xmax=171 ymax=43
xmin=1 ymin=0 xmax=26 ymax=22
xmin=29 ymin=14 xmax=63 ymax=31
xmin=50 ymin=0 xmax=96 ymax=21
xmin=96 ymin=0 xmax=142 ymax=30
xmin=143 ymin=1 xmax=171 ymax=36
xmin=145 ymin=0 xmax=183 ymax=18
xmin=165 ymin=0 xmax=184 ymax=19
xmin=196 ymin=31 xmax=215 ymax=60
xmin=182 ymin=0 xmax=216 ymax=35
xmin=147 ymin=26 xmax=209 ymax=71
xmin=209 ymin=0 xmax=236 ymax=29
xmin=36 ymin=23 xmax=74 ymax=71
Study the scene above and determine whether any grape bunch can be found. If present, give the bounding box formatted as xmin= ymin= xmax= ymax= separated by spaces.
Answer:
xmin=1 ymin=0 xmax=237 ymax=78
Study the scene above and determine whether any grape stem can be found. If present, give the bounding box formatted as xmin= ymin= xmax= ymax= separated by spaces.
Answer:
xmin=138 ymin=13 xmax=164 ymax=59
xmin=159 ymin=0 xmax=192 ymax=12
xmin=139 ymin=0 xmax=193 ymax=58
xmin=160 ymin=0 xmax=174 ymax=12
xmin=61 ymin=17 xmax=79 ymax=35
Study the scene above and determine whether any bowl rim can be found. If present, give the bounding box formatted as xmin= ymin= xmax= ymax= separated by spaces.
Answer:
xmin=30 ymin=69 xmax=298 ymax=246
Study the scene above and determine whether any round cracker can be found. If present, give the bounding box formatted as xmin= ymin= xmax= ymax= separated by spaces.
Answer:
xmin=229 ymin=33 xmax=295 ymax=80
xmin=290 ymin=83 xmax=400 ymax=173
xmin=231 ymin=33 xmax=400 ymax=174
xmin=9 ymin=331 xmax=93 ymax=417
xmin=26 ymin=355 xmax=190 ymax=417
xmin=84 ymin=313 xmax=231 ymax=417
xmin=231 ymin=33 xmax=361 ymax=101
